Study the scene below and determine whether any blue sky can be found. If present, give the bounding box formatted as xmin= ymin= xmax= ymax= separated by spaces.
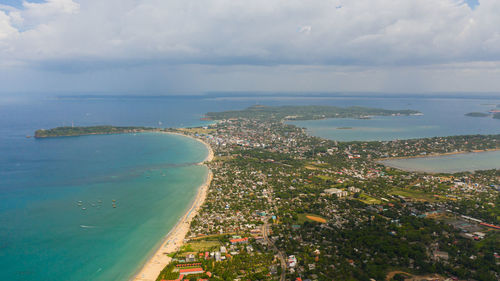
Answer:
xmin=465 ymin=0 xmax=480 ymax=9
xmin=0 ymin=0 xmax=499 ymax=95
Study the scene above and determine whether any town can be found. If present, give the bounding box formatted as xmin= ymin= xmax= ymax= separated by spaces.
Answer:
xmin=155 ymin=106 xmax=499 ymax=281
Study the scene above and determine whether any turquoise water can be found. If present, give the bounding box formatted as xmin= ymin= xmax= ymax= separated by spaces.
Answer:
xmin=378 ymin=150 xmax=500 ymax=173
xmin=0 ymin=133 xmax=208 ymax=281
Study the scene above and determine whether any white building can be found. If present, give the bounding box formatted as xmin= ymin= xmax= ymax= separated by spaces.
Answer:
xmin=288 ymin=255 xmax=297 ymax=268
xmin=324 ymin=188 xmax=348 ymax=198
xmin=348 ymin=186 xmax=361 ymax=193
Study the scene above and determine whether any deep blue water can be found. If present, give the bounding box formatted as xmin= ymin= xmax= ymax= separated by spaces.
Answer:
xmin=1 ymin=93 xmax=499 ymax=280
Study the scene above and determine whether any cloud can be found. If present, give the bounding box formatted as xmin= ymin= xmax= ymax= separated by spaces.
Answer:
xmin=0 ymin=10 xmax=18 ymax=40
xmin=0 ymin=0 xmax=499 ymax=69
xmin=0 ymin=0 xmax=499 ymax=94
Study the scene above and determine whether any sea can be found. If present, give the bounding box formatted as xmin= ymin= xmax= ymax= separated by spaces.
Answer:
xmin=0 ymin=93 xmax=499 ymax=280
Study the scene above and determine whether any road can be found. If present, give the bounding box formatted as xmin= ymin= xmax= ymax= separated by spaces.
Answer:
xmin=262 ymin=220 xmax=286 ymax=281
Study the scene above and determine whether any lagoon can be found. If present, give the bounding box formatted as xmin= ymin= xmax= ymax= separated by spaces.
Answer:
xmin=287 ymin=97 xmax=500 ymax=141
xmin=378 ymin=150 xmax=500 ymax=173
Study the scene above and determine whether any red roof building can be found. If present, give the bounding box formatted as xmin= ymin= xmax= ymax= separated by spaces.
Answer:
xmin=176 ymin=263 xmax=202 ymax=268
xmin=179 ymin=267 xmax=204 ymax=275
xmin=230 ymin=237 xmax=249 ymax=245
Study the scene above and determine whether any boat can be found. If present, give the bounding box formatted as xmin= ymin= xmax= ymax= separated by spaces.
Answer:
xmin=112 ymin=203 xmax=116 ymax=208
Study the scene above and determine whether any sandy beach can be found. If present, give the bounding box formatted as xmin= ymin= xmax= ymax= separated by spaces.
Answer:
xmin=131 ymin=133 xmax=214 ymax=281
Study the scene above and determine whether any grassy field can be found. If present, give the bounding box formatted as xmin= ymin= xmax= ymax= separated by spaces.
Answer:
xmin=297 ymin=213 xmax=327 ymax=224
xmin=181 ymin=240 xmax=221 ymax=253
xmin=389 ymin=189 xmax=436 ymax=202
xmin=316 ymin=175 xmax=335 ymax=180
xmin=357 ymin=193 xmax=382 ymax=204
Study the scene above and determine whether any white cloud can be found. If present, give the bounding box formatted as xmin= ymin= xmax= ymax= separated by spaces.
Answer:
xmin=0 ymin=10 xmax=18 ymax=40
xmin=0 ymin=0 xmax=498 ymax=65
xmin=0 ymin=0 xmax=500 ymax=93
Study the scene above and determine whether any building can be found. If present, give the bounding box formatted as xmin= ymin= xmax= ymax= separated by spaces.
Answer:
xmin=186 ymin=253 xmax=196 ymax=262
xmin=230 ymin=237 xmax=249 ymax=245
xmin=348 ymin=186 xmax=361 ymax=193
xmin=324 ymin=188 xmax=348 ymax=198
xmin=288 ymin=255 xmax=297 ymax=267
xmin=215 ymin=251 xmax=221 ymax=262
xmin=179 ymin=267 xmax=204 ymax=275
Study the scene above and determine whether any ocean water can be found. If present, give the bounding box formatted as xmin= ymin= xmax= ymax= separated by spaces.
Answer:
xmin=1 ymin=93 xmax=499 ymax=280
xmin=378 ymin=150 xmax=500 ymax=173
xmin=0 ymin=133 xmax=208 ymax=281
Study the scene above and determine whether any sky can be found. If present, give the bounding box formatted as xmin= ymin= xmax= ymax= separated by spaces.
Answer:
xmin=0 ymin=0 xmax=499 ymax=95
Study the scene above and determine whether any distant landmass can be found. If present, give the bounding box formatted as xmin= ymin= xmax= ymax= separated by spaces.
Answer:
xmin=465 ymin=112 xmax=489 ymax=117
xmin=205 ymin=105 xmax=420 ymax=121
xmin=494 ymin=112 xmax=500 ymax=119
xmin=34 ymin=126 xmax=154 ymax=138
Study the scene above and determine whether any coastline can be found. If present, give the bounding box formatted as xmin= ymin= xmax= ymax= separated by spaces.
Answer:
xmin=131 ymin=132 xmax=214 ymax=281
xmin=375 ymin=148 xmax=500 ymax=162
xmin=376 ymin=148 xmax=500 ymax=173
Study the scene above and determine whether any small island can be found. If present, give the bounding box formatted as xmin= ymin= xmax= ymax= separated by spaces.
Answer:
xmin=337 ymin=127 xmax=353 ymax=130
xmin=464 ymin=112 xmax=489 ymax=117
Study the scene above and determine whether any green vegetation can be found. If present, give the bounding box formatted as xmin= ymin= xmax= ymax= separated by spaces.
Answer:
xmin=389 ymin=189 xmax=437 ymax=202
xmin=34 ymin=125 xmax=154 ymax=138
xmin=180 ymin=240 xmax=221 ymax=253
xmin=205 ymin=105 xmax=420 ymax=122
xmin=465 ymin=112 xmax=489 ymax=117
xmin=156 ymin=264 xmax=179 ymax=281
xmin=357 ymin=193 xmax=382 ymax=204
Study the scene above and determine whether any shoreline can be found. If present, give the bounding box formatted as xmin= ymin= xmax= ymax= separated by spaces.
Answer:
xmin=131 ymin=132 xmax=214 ymax=281
xmin=375 ymin=148 xmax=500 ymax=162
xmin=376 ymin=148 xmax=500 ymax=174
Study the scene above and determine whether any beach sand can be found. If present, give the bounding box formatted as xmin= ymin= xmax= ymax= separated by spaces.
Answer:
xmin=131 ymin=133 xmax=214 ymax=281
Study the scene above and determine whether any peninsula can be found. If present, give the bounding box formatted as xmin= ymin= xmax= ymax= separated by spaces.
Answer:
xmin=34 ymin=105 xmax=499 ymax=281
xmin=34 ymin=125 xmax=155 ymax=138
xmin=464 ymin=112 xmax=489 ymax=117
xmin=205 ymin=105 xmax=420 ymax=121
